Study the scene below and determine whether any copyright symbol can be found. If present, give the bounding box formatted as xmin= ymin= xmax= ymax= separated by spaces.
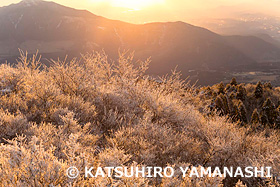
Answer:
xmin=66 ymin=166 xmax=79 ymax=179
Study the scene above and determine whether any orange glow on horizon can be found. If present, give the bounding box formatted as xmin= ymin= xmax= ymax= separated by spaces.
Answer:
xmin=92 ymin=0 xmax=165 ymax=10
xmin=1 ymin=0 xmax=280 ymax=24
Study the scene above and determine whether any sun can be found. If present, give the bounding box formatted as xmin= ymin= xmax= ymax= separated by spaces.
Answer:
xmin=109 ymin=0 xmax=165 ymax=10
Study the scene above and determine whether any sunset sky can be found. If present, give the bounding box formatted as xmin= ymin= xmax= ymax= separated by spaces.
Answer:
xmin=1 ymin=0 xmax=280 ymax=23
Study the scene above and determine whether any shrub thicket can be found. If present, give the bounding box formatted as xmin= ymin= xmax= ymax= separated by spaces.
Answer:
xmin=0 ymin=51 xmax=279 ymax=186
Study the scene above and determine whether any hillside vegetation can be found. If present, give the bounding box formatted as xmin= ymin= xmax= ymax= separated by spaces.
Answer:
xmin=199 ymin=78 xmax=280 ymax=129
xmin=0 ymin=51 xmax=279 ymax=186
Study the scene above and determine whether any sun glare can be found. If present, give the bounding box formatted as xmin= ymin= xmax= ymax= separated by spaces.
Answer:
xmin=109 ymin=0 xmax=165 ymax=10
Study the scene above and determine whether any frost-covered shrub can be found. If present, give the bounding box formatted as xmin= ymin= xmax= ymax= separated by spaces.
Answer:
xmin=0 ymin=136 xmax=68 ymax=186
xmin=0 ymin=110 xmax=31 ymax=142
xmin=0 ymin=51 xmax=279 ymax=186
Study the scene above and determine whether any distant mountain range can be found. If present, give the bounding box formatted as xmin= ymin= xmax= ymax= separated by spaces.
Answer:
xmin=194 ymin=13 xmax=280 ymax=42
xmin=1 ymin=0 xmax=280 ymax=78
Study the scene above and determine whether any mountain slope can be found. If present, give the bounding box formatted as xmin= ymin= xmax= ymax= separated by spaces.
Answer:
xmin=254 ymin=33 xmax=280 ymax=48
xmin=224 ymin=35 xmax=280 ymax=62
xmin=1 ymin=0 xmax=280 ymax=77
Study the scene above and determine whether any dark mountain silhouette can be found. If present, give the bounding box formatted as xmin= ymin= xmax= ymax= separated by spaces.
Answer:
xmin=0 ymin=0 xmax=280 ymax=77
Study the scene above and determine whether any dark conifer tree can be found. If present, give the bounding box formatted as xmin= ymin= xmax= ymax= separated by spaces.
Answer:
xmin=238 ymin=100 xmax=247 ymax=123
xmin=260 ymin=112 xmax=268 ymax=125
xmin=230 ymin=77 xmax=237 ymax=86
xmin=251 ymin=109 xmax=260 ymax=124
xmin=231 ymin=104 xmax=240 ymax=122
xmin=220 ymin=94 xmax=230 ymax=114
xmin=236 ymin=84 xmax=246 ymax=101
xmin=217 ymin=82 xmax=225 ymax=94
xmin=262 ymin=98 xmax=277 ymax=125
xmin=254 ymin=81 xmax=263 ymax=99
xmin=215 ymin=95 xmax=225 ymax=115
xmin=228 ymin=95 xmax=234 ymax=114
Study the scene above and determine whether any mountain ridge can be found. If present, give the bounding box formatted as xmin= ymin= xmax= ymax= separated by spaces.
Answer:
xmin=0 ymin=0 xmax=280 ymax=79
